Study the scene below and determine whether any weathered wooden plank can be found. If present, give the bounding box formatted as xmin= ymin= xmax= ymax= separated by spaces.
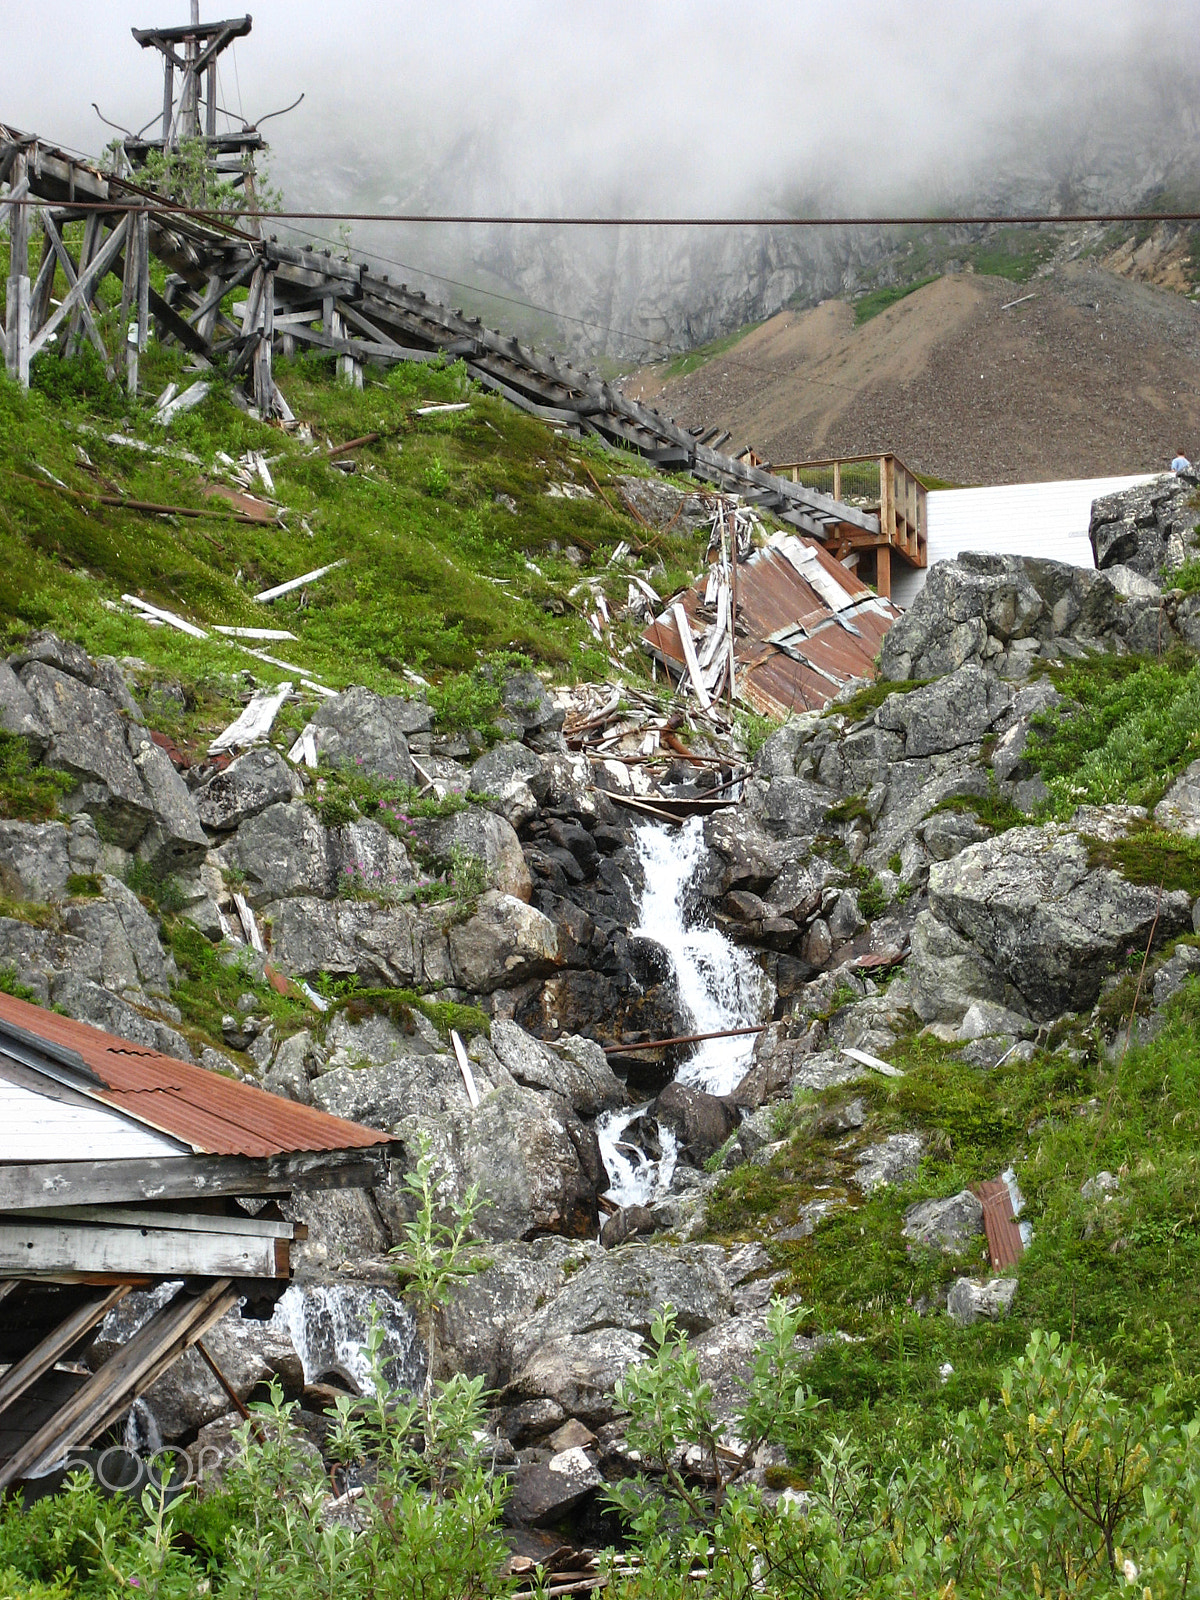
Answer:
xmin=0 ymin=1221 xmax=285 ymax=1278
xmin=0 ymin=1148 xmax=390 ymax=1211
xmin=208 ymin=680 xmax=292 ymax=753
xmin=0 ymin=1286 xmax=129 ymax=1418
xmin=20 ymin=1206 xmax=295 ymax=1239
xmin=672 ymin=602 xmax=712 ymax=711
xmin=254 ymin=559 xmax=346 ymax=603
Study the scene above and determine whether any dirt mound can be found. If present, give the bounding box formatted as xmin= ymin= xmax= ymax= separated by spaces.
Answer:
xmin=623 ymin=264 xmax=1200 ymax=486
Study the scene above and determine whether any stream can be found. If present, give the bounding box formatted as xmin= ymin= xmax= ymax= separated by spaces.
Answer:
xmin=597 ymin=818 xmax=775 ymax=1206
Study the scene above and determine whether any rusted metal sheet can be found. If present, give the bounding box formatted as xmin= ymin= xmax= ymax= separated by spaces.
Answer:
xmin=974 ymin=1177 xmax=1026 ymax=1270
xmin=0 ymin=993 xmax=389 ymax=1160
xmin=643 ymin=532 xmax=899 ymax=716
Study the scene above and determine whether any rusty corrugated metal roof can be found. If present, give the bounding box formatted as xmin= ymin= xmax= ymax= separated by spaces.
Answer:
xmin=974 ymin=1177 xmax=1026 ymax=1270
xmin=0 ymin=992 xmax=389 ymax=1160
xmin=642 ymin=533 xmax=899 ymax=717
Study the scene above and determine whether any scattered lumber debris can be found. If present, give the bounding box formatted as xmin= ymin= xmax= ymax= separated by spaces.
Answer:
xmin=0 ymin=991 xmax=397 ymax=1490
xmin=254 ymin=560 xmax=347 ymax=603
xmin=120 ymin=593 xmax=209 ymax=640
xmin=208 ymin=680 xmax=293 ymax=755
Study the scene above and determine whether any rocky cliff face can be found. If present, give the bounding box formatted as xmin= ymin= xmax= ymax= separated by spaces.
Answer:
xmin=6 ymin=473 xmax=1200 ymax=1531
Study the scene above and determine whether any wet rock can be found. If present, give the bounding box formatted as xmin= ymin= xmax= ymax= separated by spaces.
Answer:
xmin=946 ymin=1276 xmax=1018 ymax=1326
xmin=902 ymin=1190 xmax=984 ymax=1252
xmin=600 ymin=1205 xmax=657 ymax=1249
xmin=309 ymin=685 xmax=419 ymax=784
xmin=652 ymin=1082 xmax=739 ymax=1165
xmin=928 ymin=825 xmax=1191 ymax=1018
xmin=195 ymin=747 xmax=301 ymax=831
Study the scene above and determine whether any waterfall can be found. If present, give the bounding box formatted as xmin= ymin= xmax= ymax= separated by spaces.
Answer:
xmin=597 ymin=818 xmax=775 ymax=1203
xmin=271 ymin=1282 xmax=426 ymax=1396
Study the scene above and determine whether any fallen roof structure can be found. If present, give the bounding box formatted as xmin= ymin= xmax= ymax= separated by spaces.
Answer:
xmin=0 ymin=991 xmax=393 ymax=1489
xmin=642 ymin=530 xmax=900 ymax=718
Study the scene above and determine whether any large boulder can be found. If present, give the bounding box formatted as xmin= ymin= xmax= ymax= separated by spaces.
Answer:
xmin=874 ymin=666 xmax=1013 ymax=759
xmin=0 ymin=659 xmax=48 ymax=758
xmin=494 ymin=670 xmax=565 ymax=751
xmin=902 ymin=1191 xmax=985 ymax=1252
xmin=468 ymin=741 xmax=546 ymax=801
xmin=62 ymin=877 xmax=176 ymax=998
xmin=19 ymin=662 xmax=151 ymax=847
xmin=126 ymin=725 xmax=208 ymax=871
xmin=895 ymin=909 xmax=1031 ymax=1025
xmin=490 ymin=1019 xmax=626 ymax=1116
xmin=194 ymin=747 xmax=301 ymax=831
xmin=310 ymin=685 xmax=418 ymax=783
xmin=0 ymin=819 xmax=72 ymax=902
xmin=438 ymin=1237 xmax=595 ymax=1387
xmin=653 ymin=1082 xmax=739 ymax=1165
xmin=414 ymin=807 xmax=531 ymax=902
xmin=928 ymin=825 xmax=1192 ymax=1017
xmin=448 ymin=892 xmax=560 ymax=992
xmin=1089 ymin=474 xmax=1198 ymax=578
xmin=229 ymin=802 xmax=335 ymax=906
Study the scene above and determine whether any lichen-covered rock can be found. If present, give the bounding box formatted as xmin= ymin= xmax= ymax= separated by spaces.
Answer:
xmin=126 ymin=725 xmax=207 ymax=871
xmin=928 ymin=825 xmax=1192 ymax=1017
xmin=946 ymin=1276 xmax=1018 ymax=1326
xmin=438 ymin=1237 xmax=594 ymax=1387
xmin=448 ymin=892 xmax=560 ymax=992
xmin=414 ymin=807 xmax=531 ymax=902
xmin=63 ymin=877 xmax=176 ymax=997
xmin=194 ymin=747 xmax=301 ymax=831
xmin=310 ymin=685 xmax=417 ymax=783
xmin=902 ymin=1190 xmax=984 ymax=1252
xmin=229 ymin=802 xmax=335 ymax=906
xmin=0 ymin=819 xmax=72 ymax=902
xmin=494 ymin=670 xmax=565 ymax=751
xmin=1089 ymin=474 xmax=1197 ymax=578
xmin=468 ymin=741 xmax=546 ymax=801
xmin=490 ymin=1019 xmax=626 ymax=1116
xmin=1154 ymin=759 xmax=1200 ymax=837
xmin=20 ymin=662 xmax=152 ymax=847
xmin=0 ymin=659 xmax=48 ymax=757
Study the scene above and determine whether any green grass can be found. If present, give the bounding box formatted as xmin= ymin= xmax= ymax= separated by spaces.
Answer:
xmin=0 ymin=733 xmax=74 ymax=822
xmin=832 ymin=677 xmax=931 ymax=720
xmin=1084 ymin=821 xmax=1200 ymax=896
xmin=702 ymin=993 xmax=1200 ymax=1462
xmin=1025 ymin=649 xmax=1200 ymax=814
xmin=853 ymin=277 xmax=938 ymax=326
xmin=0 ymin=341 xmax=709 ymax=744
xmin=931 ymin=785 xmax=1025 ymax=834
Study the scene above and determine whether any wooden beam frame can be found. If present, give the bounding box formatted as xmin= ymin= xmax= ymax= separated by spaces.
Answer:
xmin=0 ymin=1277 xmax=238 ymax=1487
xmin=0 ymin=1220 xmax=289 ymax=1278
xmin=0 ymin=1285 xmax=129 ymax=1419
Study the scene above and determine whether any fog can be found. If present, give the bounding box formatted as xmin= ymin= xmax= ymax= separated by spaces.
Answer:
xmin=4 ymin=2 xmax=1199 ymax=354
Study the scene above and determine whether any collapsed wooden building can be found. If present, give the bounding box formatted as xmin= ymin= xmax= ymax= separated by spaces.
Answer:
xmin=0 ymin=991 xmax=395 ymax=1490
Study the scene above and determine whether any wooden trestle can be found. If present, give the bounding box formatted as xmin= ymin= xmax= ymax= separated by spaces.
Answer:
xmin=0 ymin=121 xmax=896 ymax=556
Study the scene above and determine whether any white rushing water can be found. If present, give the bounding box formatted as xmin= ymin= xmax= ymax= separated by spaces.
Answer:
xmin=597 ymin=818 xmax=775 ymax=1205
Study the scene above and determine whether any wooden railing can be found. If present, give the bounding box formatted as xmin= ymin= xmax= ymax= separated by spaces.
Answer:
xmin=770 ymin=452 xmax=928 ymax=597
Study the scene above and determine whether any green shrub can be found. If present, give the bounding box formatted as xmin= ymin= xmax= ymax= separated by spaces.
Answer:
xmin=0 ymin=734 xmax=73 ymax=822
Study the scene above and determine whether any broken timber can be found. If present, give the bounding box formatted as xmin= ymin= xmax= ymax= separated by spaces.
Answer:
xmin=0 ymin=120 xmax=907 ymax=565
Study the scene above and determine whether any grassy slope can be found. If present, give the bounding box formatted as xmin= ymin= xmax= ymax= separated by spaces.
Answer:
xmin=0 ymin=345 xmax=707 ymax=747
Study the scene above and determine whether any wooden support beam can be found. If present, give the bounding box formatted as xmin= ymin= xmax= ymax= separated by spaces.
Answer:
xmin=0 ymin=1277 xmax=238 ymax=1487
xmin=253 ymin=267 xmax=275 ymax=414
xmin=3 ymin=154 xmax=31 ymax=386
xmin=39 ymin=211 xmax=115 ymax=379
xmin=27 ymin=214 xmax=127 ymax=363
xmin=0 ymin=1286 xmax=129 ymax=1419
xmin=0 ymin=1220 xmax=289 ymax=1278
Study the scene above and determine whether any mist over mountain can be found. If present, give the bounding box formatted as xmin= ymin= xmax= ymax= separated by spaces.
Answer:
xmin=7 ymin=2 xmax=1200 ymax=359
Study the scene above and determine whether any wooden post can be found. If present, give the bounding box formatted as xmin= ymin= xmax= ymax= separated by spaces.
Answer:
xmin=253 ymin=268 xmax=275 ymax=415
xmin=876 ymin=543 xmax=891 ymax=600
xmin=728 ymin=503 xmax=739 ymax=704
xmin=65 ymin=213 xmax=101 ymax=361
xmin=833 ymin=460 xmax=842 ymax=501
xmin=136 ymin=209 xmax=150 ymax=352
xmin=162 ymin=60 xmax=176 ymax=151
xmin=4 ymin=152 xmax=31 ymax=387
